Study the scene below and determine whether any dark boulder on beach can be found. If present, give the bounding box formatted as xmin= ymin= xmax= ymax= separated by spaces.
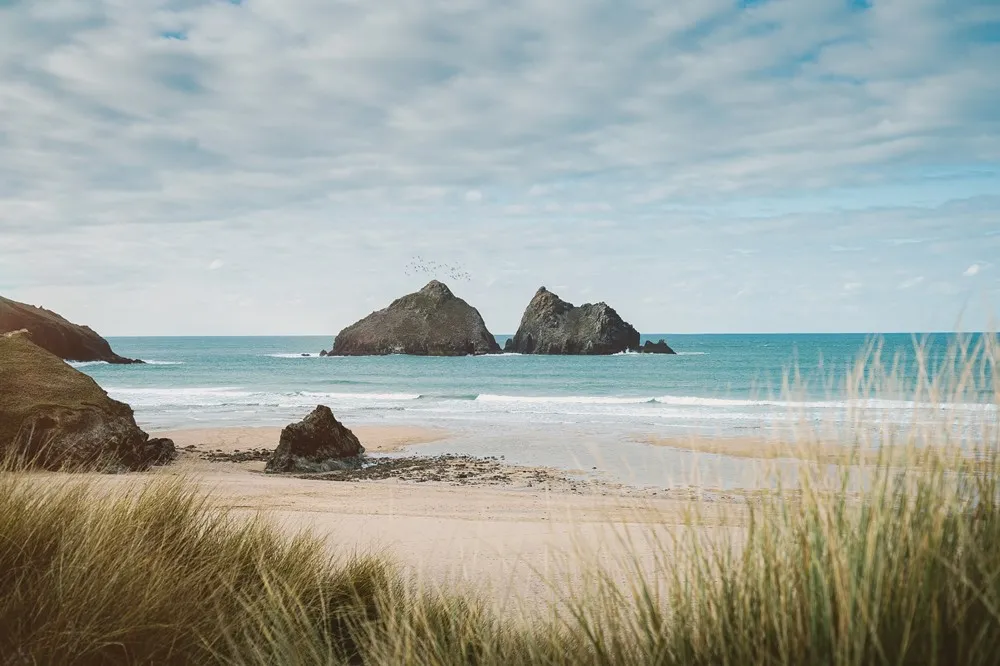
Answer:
xmin=0 ymin=331 xmax=174 ymax=470
xmin=0 ymin=295 xmax=142 ymax=364
xmin=329 ymin=281 xmax=502 ymax=356
xmin=504 ymin=287 xmax=641 ymax=355
xmin=265 ymin=405 xmax=365 ymax=473
xmin=641 ymin=339 xmax=676 ymax=354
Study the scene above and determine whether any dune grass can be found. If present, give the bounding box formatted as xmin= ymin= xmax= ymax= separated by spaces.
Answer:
xmin=2 ymin=334 xmax=999 ymax=664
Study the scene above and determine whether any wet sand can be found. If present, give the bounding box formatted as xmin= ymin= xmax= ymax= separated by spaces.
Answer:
xmin=161 ymin=424 xmax=450 ymax=455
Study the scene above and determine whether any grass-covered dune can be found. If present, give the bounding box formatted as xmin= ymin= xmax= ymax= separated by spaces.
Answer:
xmin=2 ymin=336 xmax=999 ymax=665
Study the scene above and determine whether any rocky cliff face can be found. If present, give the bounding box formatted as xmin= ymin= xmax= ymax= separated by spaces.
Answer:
xmin=0 ymin=296 xmax=141 ymax=364
xmin=330 ymin=281 xmax=501 ymax=356
xmin=504 ymin=287 xmax=641 ymax=355
xmin=0 ymin=332 xmax=174 ymax=471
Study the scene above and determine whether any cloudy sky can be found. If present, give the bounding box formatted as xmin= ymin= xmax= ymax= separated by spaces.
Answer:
xmin=1 ymin=0 xmax=998 ymax=335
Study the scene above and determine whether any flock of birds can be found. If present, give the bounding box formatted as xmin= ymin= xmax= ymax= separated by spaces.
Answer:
xmin=403 ymin=256 xmax=472 ymax=282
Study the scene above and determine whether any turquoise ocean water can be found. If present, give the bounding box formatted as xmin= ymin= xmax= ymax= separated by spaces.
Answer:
xmin=77 ymin=334 xmax=996 ymax=487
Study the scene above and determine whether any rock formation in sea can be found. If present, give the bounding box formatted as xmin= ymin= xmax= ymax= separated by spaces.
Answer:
xmin=329 ymin=280 xmax=502 ymax=356
xmin=504 ymin=287 xmax=641 ymax=355
xmin=640 ymin=339 xmax=676 ymax=354
xmin=265 ymin=405 xmax=365 ymax=473
xmin=0 ymin=331 xmax=175 ymax=470
xmin=0 ymin=295 xmax=142 ymax=364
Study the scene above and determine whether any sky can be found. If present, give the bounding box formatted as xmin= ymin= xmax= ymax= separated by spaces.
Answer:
xmin=0 ymin=0 xmax=998 ymax=336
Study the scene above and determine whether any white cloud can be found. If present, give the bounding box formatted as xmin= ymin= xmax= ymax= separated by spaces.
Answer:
xmin=964 ymin=263 xmax=982 ymax=277
xmin=0 ymin=0 xmax=996 ymax=228
xmin=898 ymin=276 xmax=925 ymax=289
xmin=208 ymin=259 xmax=224 ymax=271
xmin=0 ymin=0 xmax=998 ymax=333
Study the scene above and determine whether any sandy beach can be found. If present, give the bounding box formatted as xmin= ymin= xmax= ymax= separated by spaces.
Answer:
xmin=83 ymin=424 xmax=744 ymax=608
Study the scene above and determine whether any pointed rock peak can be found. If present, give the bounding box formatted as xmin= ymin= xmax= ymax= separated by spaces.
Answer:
xmin=532 ymin=286 xmax=559 ymax=300
xmin=530 ymin=286 xmax=567 ymax=308
xmin=419 ymin=280 xmax=454 ymax=299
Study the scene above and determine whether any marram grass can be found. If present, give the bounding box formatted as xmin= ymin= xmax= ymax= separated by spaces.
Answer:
xmin=1 ymin=335 xmax=999 ymax=665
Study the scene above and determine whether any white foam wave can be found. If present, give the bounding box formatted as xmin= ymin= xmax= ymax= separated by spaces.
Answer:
xmin=474 ymin=393 xmax=995 ymax=413
xmin=477 ymin=394 xmax=654 ymax=405
xmin=654 ymin=395 xmax=830 ymax=408
xmin=300 ymin=391 xmax=422 ymax=401
xmin=266 ymin=353 xmax=329 ymax=359
xmin=69 ymin=359 xmax=183 ymax=367
xmin=106 ymin=387 xmax=422 ymax=409
xmin=676 ymin=351 xmax=708 ymax=356
xmin=654 ymin=394 xmax=996 ymax=412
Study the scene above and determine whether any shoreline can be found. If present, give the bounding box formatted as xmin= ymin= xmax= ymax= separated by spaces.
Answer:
xmin=151 ymin=424 xmax=847 ymax=493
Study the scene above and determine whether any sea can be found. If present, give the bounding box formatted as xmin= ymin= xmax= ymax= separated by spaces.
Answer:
xmin=76 ymin=333 xmax=997 ymax=488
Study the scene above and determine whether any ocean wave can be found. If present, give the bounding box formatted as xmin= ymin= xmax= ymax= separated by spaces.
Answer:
xmin=69 ymin=359 xmax=184 ymax=367
xmin=472 ymin=393 xmax=996 ymax=412
xmin=105 ymin=387 xmax=422 ymax=409
xmin=653 ymin=395 xmax=829 ymax=408
xmin=67 ymin=360 xmax=108 ymax=368
xmin=477 ymin=394 xmax=655 ymax=405
xmin=299 ymin=391 xmax=422 ymax=401
xmin=676 ymin=351 xmax=708 ymax=356
xmin=266 ymin=353 xmax=330 ymax=359
xmin=654 ymin=394 xmax=996 ymax=412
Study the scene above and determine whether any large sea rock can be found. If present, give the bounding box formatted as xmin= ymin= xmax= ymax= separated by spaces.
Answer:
xmin=0 ymin=331 xmax=174 ymax=470
xmin=0 ymin=295 xmax=142 ymax=364
xmin=504 ymin=287 xmax=641 ymax=355
xmin=641 ymin=339 xmax=676 ymax=354
xmin=265 ymin=405 xmax=365 ymax=473
xmin=330 ymin=281 xmax=501 ymax=356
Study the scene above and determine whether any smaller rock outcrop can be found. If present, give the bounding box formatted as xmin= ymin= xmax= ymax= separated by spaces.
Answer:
xmin=504 ymin=287 xmax=641 ymax=355
xmin=330 ymin=281 xmax=502 ymax=356
xmin=265 ymin=405 xmax=365 ymax=473
xmin=0 ymin=295 xmax=142 ymax=364
xmin=319 ymin=350 xmax=329 ymax=357
xmin=641 ymin=339 xmax=676 ymax=354
xmin=0 ymin=331 xmax=174 ymax=470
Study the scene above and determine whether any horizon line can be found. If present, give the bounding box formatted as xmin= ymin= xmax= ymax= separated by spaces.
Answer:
xmin=102 ymin=330 xmax=995 ymax=338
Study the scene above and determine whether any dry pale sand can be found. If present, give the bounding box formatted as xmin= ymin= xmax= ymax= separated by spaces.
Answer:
xmin=44 ymin=425 xmax=748 ymax=611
